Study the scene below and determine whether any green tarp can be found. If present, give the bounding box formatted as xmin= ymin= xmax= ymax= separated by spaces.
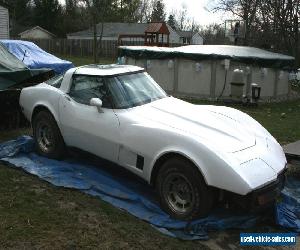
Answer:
xmin=0 ymin=42 xmax=51 ymax=90
xmin=118 ymin=45 xmax=295 ymax=69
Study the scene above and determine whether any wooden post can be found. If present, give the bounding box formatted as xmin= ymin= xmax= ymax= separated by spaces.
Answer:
xmin=80 ymin=40 xmax=83 ymax=57
xmin=48 ymin=39 xmax=50 ymax=53
xmin=273 ymin=69 xmax=279 ymax=97
xmin=62 ymin=39 xmax=65 ymax=55
xmin=173 ymin=58 xmax=179 ymax=94
xmin=210 ymin=60 xmax=217 ymax=98
xmin=69 ymin=40 xmax=72 ymax=56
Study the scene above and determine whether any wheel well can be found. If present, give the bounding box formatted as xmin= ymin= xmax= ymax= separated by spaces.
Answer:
xmin=150 ymin=152 xmax=204 ymax=186
xmin=31 ymin=105 xmax=53 ymax=123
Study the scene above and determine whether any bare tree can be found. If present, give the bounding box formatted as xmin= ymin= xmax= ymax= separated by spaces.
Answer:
xmin=261 ymin=0 xmax=300 ymax=64
xmin=137 ymin=0 xmax=155 ymax=22
xmin=199 ymin=23 xmax=226 ymax=44
xmin=214 ymin=0 xmax=260 ymax=45
xmin=170 ymin=5 xmax=199 ymax=31
xmin=214 ymin=0 xmax=300 ymax=65
xmin=78 ymin=0 xmax=112 ymax=62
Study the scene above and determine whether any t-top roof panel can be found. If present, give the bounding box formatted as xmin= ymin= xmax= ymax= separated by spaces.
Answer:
xmin=75 ymin=64 xmax=144 ymax=76
xmin=118 ymin=45 xmax=295 ymax=69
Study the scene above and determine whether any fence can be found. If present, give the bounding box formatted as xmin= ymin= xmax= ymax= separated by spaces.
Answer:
xmin=21 ymin=38 xmax=182 ymax=59
xmin=26 ymin=39 xmax=118 ymax=58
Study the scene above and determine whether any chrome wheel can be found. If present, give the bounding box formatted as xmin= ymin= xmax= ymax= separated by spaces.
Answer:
xmin=36 ymin=121 xmax=54 ymax=153
xmin=162 ymin=173 xmax=195 ymax=214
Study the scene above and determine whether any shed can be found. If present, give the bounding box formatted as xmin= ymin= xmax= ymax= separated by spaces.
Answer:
xmin=177 ymin=31 xmax=203 ymax=45
xmin=118 ymin=45 xmax=295 ymax=101
xmin=144 ymin=22 xmax=170 ymax=47
xmin=19 ymin=26 xmax=55 ymax=40
xmin=0 ymin=5 xmax=9 ymax=39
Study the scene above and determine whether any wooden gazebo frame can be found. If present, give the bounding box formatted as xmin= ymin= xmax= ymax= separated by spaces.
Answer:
xmin=144 ymin=22 xmax=170 ymax=47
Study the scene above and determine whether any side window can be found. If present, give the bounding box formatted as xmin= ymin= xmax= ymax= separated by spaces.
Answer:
xmin=69 ymin=75 xmax=112 ymax=108
xmin=45 ymin=74 xmax=64 ymax=88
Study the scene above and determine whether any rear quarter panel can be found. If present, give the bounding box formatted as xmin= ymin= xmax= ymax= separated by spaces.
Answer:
xmin=19 ymin=83 xmax=63 ymax=125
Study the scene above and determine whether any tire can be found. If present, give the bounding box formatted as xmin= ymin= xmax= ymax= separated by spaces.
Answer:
xmin=32 ymin=110 xmax=65 ymax=159
xmin=156 ymin=157 xmax=214 ymax=220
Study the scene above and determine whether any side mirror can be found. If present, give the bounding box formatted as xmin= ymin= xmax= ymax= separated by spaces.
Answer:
xmin=90 ymin=98 xmax=103 ymax=113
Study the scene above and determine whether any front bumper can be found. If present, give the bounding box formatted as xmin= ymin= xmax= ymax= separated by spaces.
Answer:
xmin=232 ymin=170 xmax=286 ymax=210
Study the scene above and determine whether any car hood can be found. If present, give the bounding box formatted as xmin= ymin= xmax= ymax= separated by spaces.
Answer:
xmin=135 ymin=97 xmax=258 ymax=153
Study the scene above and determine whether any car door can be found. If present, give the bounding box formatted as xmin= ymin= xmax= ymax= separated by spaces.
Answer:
xmin=59 ymin=74 xmax=120 ymax=163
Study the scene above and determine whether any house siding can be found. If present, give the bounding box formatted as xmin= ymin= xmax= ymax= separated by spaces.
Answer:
xmin=192 ymin=34 xmax=204 ymax=45
xmin=0 ymin=6 xmax=9 ymax=39
xmin=20 ymin=29 xmax=54 ymax=39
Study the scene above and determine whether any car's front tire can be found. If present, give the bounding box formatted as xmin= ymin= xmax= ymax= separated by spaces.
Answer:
xmin=32 ymin=110 xmax=65 ymax=159
xmin=156 ymin=157 xmax=214 ymax=220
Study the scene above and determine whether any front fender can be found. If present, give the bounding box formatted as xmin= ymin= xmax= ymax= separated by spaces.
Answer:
xmin=148 ymin=137 xmax=252 ymax=195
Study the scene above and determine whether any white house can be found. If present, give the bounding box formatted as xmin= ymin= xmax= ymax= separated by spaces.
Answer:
xmin=0 ymin=5 xmax=9 ymax=39
xmin=19 ymin=26 xmax=55 ymax=40
xmin=177 ymin=31 xmax=204 ymax=45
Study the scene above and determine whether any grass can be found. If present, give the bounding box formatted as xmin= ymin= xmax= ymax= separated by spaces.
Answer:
xmin=0 ymin=130 xmax=213 ymax=249
xmin=1 ymin=99 xmax=300 ymax=249
xmin=56 ymin=54 xmax=115 ymax=67
xmin=186 ymin=98 xmax=300 ymax=145
xmin=1 ymin=53 xmax=300 ymax=248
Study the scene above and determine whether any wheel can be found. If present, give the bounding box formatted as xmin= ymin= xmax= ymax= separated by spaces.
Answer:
xmin=156 ymin=157 xmax=214 ymax=220
xmin=32 ymin=110 xmax=65 ymax=159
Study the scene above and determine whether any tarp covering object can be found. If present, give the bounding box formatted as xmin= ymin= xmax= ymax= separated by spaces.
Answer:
xmin=1 ymin=40 xmax=74 ymax=74
xmin=0 ymin=42 xmax=52 ymax=90
xmin=118 ymin=45 xmax=295 ymax=69
xmin=0 ymin=136 xmax=299 ymax=240
xmin=275 ymin=177 xmax=300 ymax=232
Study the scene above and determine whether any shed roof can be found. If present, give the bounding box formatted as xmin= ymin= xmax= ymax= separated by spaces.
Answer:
xmin=0 ymin=4 xmax=8 ymax=10
xmin=19 ymin=26 xmax=56 ymax=37
xmin=118 ymin=45 xmax=295 ymax=69
xmin=145 ymin=22 xmax=170 ymax=34
xmin=177 ymin=30 xmax=195 ymax=38
xmin=68 ymin=23 xmax=148 ymax=38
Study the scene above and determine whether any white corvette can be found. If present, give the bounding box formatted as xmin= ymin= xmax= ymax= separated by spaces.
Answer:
xmin=20 ymin=64 xmax=286 ymax=220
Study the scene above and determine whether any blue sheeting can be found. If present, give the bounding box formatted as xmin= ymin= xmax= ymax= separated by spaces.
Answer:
xmin=0 ymin=136 xmax=298 ymax=240
xmin=1 ymin=40 xmax=74 ymax=74
xmin=275 ymin=178 xmax=300 ymax=232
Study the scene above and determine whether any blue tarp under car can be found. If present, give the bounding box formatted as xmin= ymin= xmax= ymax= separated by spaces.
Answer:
xmin=0 ymin=136 xmax=299 ymax=240
xmin=1 ymin=40 xmax=74 ymax=74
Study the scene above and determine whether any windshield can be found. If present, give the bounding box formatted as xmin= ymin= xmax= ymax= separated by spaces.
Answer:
xmin=106 ymin=72 xmax=167 ymax=109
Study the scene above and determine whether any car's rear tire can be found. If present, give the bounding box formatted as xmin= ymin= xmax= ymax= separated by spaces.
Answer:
xmin=156 ymin=157 xmax=214 ymax=220
xmin=32 ymin=110 xmax=65 ymax=159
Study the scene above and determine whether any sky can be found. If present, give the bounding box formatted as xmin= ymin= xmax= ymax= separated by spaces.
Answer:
xmin=163 ymin=0 xmax=225 ymax=26
xmin=58 ymin=0 xmax=226 ymax=27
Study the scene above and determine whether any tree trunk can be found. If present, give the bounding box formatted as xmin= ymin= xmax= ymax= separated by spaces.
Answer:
xmin=93 ymin=18 xmax=98 ymax=63
xmin=98 ymin=22 xmax=104 ymax=60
